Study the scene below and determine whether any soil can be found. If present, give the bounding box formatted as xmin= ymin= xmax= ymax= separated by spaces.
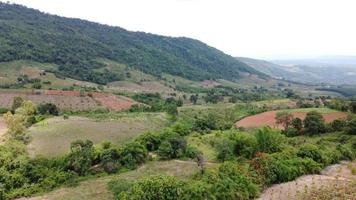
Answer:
xmin=235 ymin=111 xmax=347 ymax=129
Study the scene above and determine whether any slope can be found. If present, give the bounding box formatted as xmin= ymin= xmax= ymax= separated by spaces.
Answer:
xmin=0 ymin=2 xmax=266 ymax=84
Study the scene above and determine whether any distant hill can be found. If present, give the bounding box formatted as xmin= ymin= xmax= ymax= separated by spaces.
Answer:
xmin=0 ymin=2 xmax=266 ymax=84
xmin=237 ymin=56 xmax=356 ymax=85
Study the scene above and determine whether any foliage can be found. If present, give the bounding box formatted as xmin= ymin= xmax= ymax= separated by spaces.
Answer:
xmin=66 ymin=140 xmax=94 ymax=175
xmin=158 ymin=135 xmax=187 ymax=159
xmin=345 ymin=118 xmax=356 ymax=135
xmin=331 ymin=119 xmax=347 ymax=132
xmin=119 ymin=142 xmax=148 ymax=169
xmin=37 ymin=103 xmax=59 ymax=115
xmin=255 ymin=127 xmax=285 ymax=153
xmin=11 ymin=96 xmax=23 ymax=112
xmin=303 ymin=111 xmax=326 ymax=135
xmin=0 ymin=3 xmax=264 ymax=84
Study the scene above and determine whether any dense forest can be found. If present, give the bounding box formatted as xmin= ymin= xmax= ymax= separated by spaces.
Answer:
xmin=0 ymin=2 xmax=266 ymax=84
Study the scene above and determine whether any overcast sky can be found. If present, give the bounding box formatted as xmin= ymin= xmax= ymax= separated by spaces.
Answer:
xmin=7 ymin=0 xmax=356 ymax=59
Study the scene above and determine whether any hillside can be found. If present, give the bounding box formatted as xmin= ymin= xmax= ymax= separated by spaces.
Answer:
xmin=0 ymin=2 xmax=266 ymax=84
xmin=237 ymin=56 xmax=356 ymax=85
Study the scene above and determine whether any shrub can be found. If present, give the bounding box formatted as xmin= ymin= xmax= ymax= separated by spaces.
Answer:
xmin=108 ymin=179 xmax=132 ymax=198
xmin=331 ymin=119 xmax=347 ymax=131
xmin=120 ymin=142 xmax=148 ymax=169
xmin=119 ymin=175 xmax=184 ymax=200
xmin=65 ymin=140 xmax=94 ymax=175
xmin=231 ymin=133 xmax=257 ymax=159
xmin=157 ymin=135 xmax=187 ymax=159
xmin=216 ymin=139 xmax=235 ymax=161
xmin=255 ymin=127 xmax=285 ymax=153
xmin=297 ymin=144 xmax=324 ymax=164
xmin=345 ymin=118 xmax=356 ymax=135
xmin=37 ymin=103 xmax=59 ymax=115
xmin=303 ymin=111 xmax=326 ymax=135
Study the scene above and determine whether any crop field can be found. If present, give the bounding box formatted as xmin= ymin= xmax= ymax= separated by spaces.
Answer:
xmin=28 ymin=113 xmax=169 ymax=157
xmin=235 ymin=108 xmax=348 ymax=129
xmin=108 ymin=80 xmax=175 ymax=94
xmin=0 ymin=90 xmax=138 ymax=112
xmin=0 ymin=91 xmax=100 ymax=111
xmin=17 ymin=160 xmax=201 ymax=200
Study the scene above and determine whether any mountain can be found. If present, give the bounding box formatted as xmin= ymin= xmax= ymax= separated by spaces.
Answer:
xmin=0 ymin=2 xmax=266 ymax=84
xmin=237 ymin=56 xmax=356 ymax=85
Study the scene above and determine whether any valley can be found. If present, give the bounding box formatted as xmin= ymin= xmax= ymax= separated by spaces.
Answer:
xmin=0 ymin=2 xmax=355 ymax=200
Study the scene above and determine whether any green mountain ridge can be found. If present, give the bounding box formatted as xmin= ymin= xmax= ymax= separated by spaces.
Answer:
xmin=0 ymin=2 xmax=266 ymax=84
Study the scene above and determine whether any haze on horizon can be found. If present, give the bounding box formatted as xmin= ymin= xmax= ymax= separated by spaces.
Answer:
xmin=6 ymin=0 xmax=356 ymax=60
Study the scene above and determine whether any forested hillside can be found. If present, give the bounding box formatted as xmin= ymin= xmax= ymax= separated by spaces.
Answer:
xmin=0 ymin=3 xmax=266 ymax=84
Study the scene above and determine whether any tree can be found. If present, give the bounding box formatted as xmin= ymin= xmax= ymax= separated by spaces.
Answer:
xmin=37 ymin=103 xmax=59 ymax=115
xmin=158 ymin=136 xmax=187 ymax=159
xmin=255 ymin=127 xmax=285 ymax=153
xmin=11 ymin=96 xmax=23 ymax=112
xmin=120 ymin=142 xmax=148 ymax=169
xmin=66 ymin=140 xmax=94 ymax=175
xmin=350 ymin=101 xmax=356 ymax=113
xmin=275 ymin=111 xmax=294 ymax=131
xmin=331 ymin=119 xmax=347 ymax=132
xmin=345 ymin=118 xmax=356 ymax=135
xmin=292 ymin=117 xmax=303 ymax=132
xmin=4 ymin=111 xmax=26 ymax=140
xmin=303 ymin=111 xmax=326 ymax=135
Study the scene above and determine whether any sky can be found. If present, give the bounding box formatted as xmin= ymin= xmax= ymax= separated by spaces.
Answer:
xmin=7 ymin=0 xmax=356 ymax=59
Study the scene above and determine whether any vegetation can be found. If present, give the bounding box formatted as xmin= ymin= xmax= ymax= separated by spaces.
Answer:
xmin=0 ymin=2 xmax=265 ymax=84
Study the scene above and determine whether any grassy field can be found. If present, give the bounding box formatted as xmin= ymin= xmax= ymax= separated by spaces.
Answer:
xmin=280 ymin=107 xmax=340 ymax=113
xmin=28 ymin=113 xmax=169 ymax=157
xmin=19 ymin=160 xmax=202 ymax=200
xmin=0 ymin=60 xmax=98 ymax=89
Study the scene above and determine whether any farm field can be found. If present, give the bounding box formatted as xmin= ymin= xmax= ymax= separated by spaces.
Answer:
xmin=28 ymin=113 xmax=168 ymax=157
xmin=0 ymin=90 xmax=138 ymax=112
xmin=17 ymin=160 xmax=202 ymax=200
xmin=235 ymin=108 xmax=348 ymax=129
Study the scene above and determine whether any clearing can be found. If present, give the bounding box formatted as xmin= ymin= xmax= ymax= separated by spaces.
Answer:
xmin=28 ymin=113 xmax=168 ymax=157
xmin=235 ymin=108 xmax=347 ymax=129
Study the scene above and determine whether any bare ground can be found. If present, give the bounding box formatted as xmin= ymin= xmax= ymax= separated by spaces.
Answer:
xmin=257 ymin=161 xmax=356 ymax=200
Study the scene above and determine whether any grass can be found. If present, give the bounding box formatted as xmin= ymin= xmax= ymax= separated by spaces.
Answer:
xmin=28 ymin=113 xmax=169 ymax=157
xmin=0 ymin=60 xmax=98 ymax=89
xmin=24 ymin=160 xmax=201 ymax=200
xmin=280 ymin=107 xmax=339 ymax=113
xmin=187 ymin=134 xmax=218 ymax=162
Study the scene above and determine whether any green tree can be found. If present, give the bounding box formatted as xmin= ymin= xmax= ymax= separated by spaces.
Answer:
xmin=66 ymin=140 xmax=94 ymax=175
xmin=120 ymin=142 xmax=148 ymax=169
xmin=255 ymin=127 xmax=285 ymax=153
xmin=303 ymin=111 xmax=326 ymax=135
xmin=345 ymin=118 xmax=356 ymax=135
xmin=158 ymin=136 xmax=187 ymax=159
xmin=291 ymin=117 xmax=303 ymax=132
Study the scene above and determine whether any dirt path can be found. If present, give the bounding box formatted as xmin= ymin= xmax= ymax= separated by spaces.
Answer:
xmin=256 ymin=161 xmax=356 ymax=200
xmin=0 ymin=116 xmax=7 ymax=144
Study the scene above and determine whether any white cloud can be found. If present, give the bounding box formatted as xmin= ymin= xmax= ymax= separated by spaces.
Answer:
xmin=7 ymin=0 xmax=356 ymax=59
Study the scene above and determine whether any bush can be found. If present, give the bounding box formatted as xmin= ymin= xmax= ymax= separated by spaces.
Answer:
xmin=345 ymin=118 xmax=356 ymax=135
xmin=120 ymin=142 xmax=148 ymax=169
xmin=157 ymin=135 xmax=187 ymax=159
xmin=231 ymin=133 xmax=257 ymax=159
xmin=255 ymin=127 xmax=285 ymax=153
xmin=216 ymin=139 xmax=235 ymax=161
xmin=297 ymin=144 xmax=325 ymax=164
xmin=303 ymin=111 xmax=326 ymax=135
xmin=108 ymin=179 xmax=132 ymax=198
xmin=37 ymin=103 xmax=59 ymax=115
xmin=118 ymin=175 xmax=184 ymax=200
xmin=331 ymin=119 xmax=347 ymax=132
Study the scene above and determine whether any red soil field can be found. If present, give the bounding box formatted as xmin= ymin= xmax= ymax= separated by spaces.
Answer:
xmin=235 ymin=111 xmax=348 ymax=129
